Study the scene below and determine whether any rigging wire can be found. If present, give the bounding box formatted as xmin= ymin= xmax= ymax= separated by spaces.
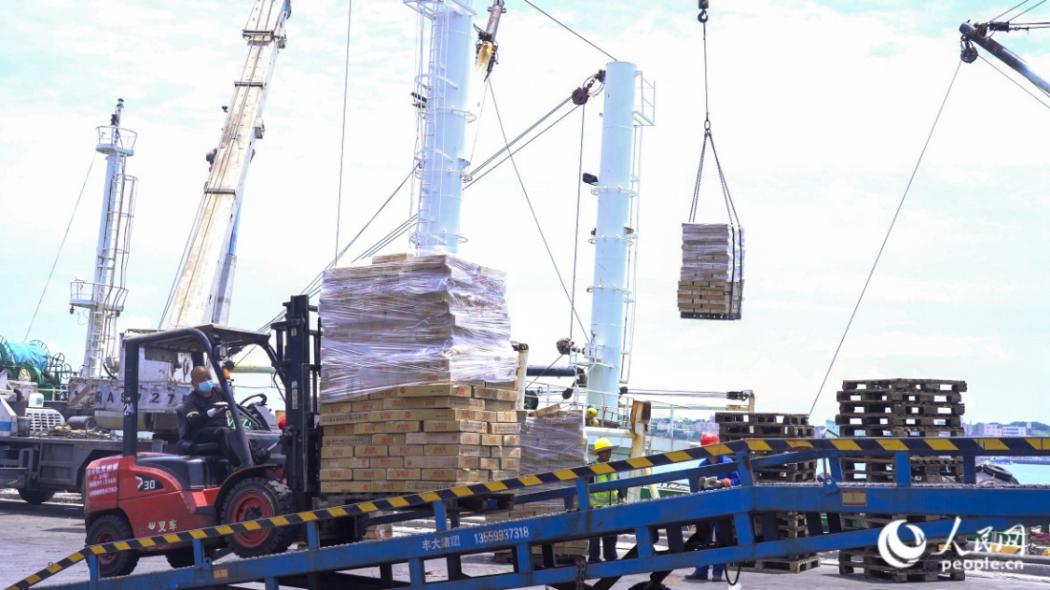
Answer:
xmin=807 ymin=61 xmax=963 ymax=418
xmin=254 ymin=170 xmax=414 ymax=332
xmin=524 ymin=353 xmax=565 ymax=391
xmin=520 ymin=0 xmax=617 ymax=61
xmin=335 ymin=0 xmax=354 ymax=265
xmin=991 ymin=0 xmax=1033 ymax=22
xmin=25 ymin=153 xmax=98 ymax=340
xmin=978 ymin=54 xmax=1050 ymax=108
xmin=1010 ymin=0 xmax=1047 ymax=21
xmin=468 ymin=78 xmax=492 ymax=165
xmin=250 ymin=86 xmax=587 ymax=334
xmin=465 ymin=103 xmax=581 ymax=189
xmin=1002 ymin=20 xmax=1050 ymax=28
xmin=568 ymin=104 xmax=586 ymax=341
xmin=467 ymin=95 xmax=574 ymax=179
xmin=489 ymin=79 xmax=590 ymax=339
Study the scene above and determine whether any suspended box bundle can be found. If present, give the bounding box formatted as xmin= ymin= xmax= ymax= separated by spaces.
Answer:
xmin=319 ymin=253 xmax=519 ymax=402
xmin=678 ymin=223 xmax=744 ymax=320
xmin=318 ymin=382 xmax=522 ymax=495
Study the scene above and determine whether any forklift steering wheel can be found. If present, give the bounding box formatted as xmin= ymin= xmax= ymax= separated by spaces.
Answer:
xmin=239 ymin=393 xmax=268 ymax=408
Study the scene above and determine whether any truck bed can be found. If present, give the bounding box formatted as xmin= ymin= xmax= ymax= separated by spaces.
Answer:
xmin=0 ymin=435 xmax=162 ymax=494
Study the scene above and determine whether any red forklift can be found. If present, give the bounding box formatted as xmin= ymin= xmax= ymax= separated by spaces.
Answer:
xmin=82 ymin=296 xmax=329 ymax=576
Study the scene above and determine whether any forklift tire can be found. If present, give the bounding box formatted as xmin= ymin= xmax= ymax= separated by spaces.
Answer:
xmin=220 ymin=477 xmax=296 ymax=558
xmin=18 ymin=488 xmax=55 ymax=505
xmin=85 ymin=514 xmax=139 ymax=577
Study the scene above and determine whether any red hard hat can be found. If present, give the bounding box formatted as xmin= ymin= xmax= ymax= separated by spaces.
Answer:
xmin=277 ymin=415 xmax=287 ymax=429
xmin=700 ymin=433 xmax=719 ymax=446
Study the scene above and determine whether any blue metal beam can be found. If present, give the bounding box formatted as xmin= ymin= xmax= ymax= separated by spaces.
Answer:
xmin=42 ymin=482 xmax=1050 ymax=590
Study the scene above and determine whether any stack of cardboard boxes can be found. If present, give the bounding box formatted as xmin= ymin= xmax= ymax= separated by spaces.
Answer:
xmin=318 ymin=254 xmax=521 ymax=494
xmin=678 ymin=223 xmax=743 ymax=320
xmin=318 ymin=383 xmax=522 ymax=494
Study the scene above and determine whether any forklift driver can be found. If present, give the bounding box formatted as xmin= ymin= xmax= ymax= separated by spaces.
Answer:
xmin=182 ymin=366 xmax=240 ymax=467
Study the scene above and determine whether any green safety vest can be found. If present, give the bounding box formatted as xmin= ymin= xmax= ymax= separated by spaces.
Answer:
xmin=590 ymin=471 xmax=619 ymax=507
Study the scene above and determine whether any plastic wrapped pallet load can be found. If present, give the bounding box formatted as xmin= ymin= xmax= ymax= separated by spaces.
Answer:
xmin=489 ymin=406 xmax=589 ymax=560
xmin=318 ymin=253 xmax=522 ymax=495
xmin=678 ymin=223 xmax=744 ymax=320
xmin=319 ymin=253 xmax=518 ymax=401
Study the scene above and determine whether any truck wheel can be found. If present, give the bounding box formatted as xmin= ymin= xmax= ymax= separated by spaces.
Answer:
xmin=85 ymin=514 xmax=139 ymax=577
xmin=220 ymin=477 xmax=296 ymax=557
xmin=18 ymin=488 xmax=55 ymax=505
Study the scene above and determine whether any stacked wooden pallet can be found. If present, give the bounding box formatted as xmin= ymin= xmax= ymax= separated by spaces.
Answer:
xmin=319 ymin=383 xmax=521 ymax=495
xmin=678 ymin=223 xmax=743 ymax=320
xmin=836 ymin=379 xmax=965 ymax=483
xmin=491 ymin=407 xmax=589 ymax=562
xmin=715 ymin=412 xmax=819 ymax=573
xmin=836 ymin=378 xmax=967 ymax=583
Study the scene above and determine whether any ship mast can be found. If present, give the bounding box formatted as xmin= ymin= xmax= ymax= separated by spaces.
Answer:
xmin=586 ymin=63 xmax=654 ymax=410
xmin=70 ymin=99 xmax=138 ymax=378
xmin=408 ymin=0 xmax=476 ymax=254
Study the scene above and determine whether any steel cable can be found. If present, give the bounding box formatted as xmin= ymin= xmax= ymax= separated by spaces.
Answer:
xmin=807 ymin=61 xmax=963 ymax=418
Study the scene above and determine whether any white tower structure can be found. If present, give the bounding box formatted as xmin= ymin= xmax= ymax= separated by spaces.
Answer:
xmin=407 ymin=0 xmax=476 ymax=254
xmin=70 ymin=99 xmax=138 ymax=378
xmin=586 ymin=62 xmax=654 ymax=410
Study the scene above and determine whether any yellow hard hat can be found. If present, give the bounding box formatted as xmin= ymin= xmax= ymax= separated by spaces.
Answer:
xmin=587 ymin=407 xmax=598 ymax=416
xmin=593 ymin=438 xmax=614 ymax=452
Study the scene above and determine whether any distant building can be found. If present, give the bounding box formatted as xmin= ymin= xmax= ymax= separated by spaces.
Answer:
xmin=980 ymin=423 xmax=1004 ymax=437
xmin=1001 ymin=425 xmax=1028 ymax=437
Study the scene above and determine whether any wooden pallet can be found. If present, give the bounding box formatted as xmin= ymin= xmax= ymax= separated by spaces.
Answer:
xmin=719 ymin=424 xmax=815 ymax=436
xmin=680 ymin=311 xmax=741 ymax=321
xmin=741 ymin=555 xmax=821 ymax=573
xmin=841 ymin=379 xmax=967 ymax=393
xmin=714 ymin=412 xmax=809 ymax=425
xmin=837 ymin=403 xmax=966 ymax=417
xmin=835 ymin=415 xmax=962 ymax=427
xmin=836 ymin=426 xmax=964 ymax=437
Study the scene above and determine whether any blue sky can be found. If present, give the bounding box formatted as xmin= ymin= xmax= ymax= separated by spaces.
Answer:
xmin=1 ymin=0 xmax=1049 ymax=423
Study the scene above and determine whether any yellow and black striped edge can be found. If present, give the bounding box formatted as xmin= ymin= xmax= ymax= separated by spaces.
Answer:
xmin=8 ymin=436 xmax=1047 ymax=590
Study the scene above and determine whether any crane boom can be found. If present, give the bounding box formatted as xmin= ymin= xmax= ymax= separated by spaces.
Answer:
xmin=960 ymin=21 xmax=1050 ymax=94
xmin=162 ymin=0 xmax=291 ymax=328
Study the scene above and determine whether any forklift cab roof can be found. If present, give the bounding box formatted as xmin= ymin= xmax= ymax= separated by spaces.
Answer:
xmin=125 ymin=324 xmax=271 ymax=357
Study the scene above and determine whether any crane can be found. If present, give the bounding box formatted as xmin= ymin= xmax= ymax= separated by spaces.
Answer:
xmin=960 ymin=19 xmax=1050 ymax=94
xmin=161 ymin=0 xmax=291 ymax=329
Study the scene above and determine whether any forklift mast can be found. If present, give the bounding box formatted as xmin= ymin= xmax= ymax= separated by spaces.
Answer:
xmin=270 ymin=295 xmax=321 ymax=511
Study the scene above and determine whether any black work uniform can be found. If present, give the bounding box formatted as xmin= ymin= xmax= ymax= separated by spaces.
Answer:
xmin=184 ymin=389 xmax=238 ymax=466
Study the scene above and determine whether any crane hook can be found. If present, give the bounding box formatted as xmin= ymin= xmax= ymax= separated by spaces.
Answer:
xmin=698 ymin=0 xmax=709 ymax=23
xmin=960 ymin=37 xmax=978 ymax=64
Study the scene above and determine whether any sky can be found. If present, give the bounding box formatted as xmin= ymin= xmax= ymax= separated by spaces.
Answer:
xmin=1 ymin=0 xmax=1048 ymax=424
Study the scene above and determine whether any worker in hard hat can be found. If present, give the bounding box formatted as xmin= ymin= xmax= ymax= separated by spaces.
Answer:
xmin=586 ymin=406 xmax=600 ymax=427
xmin=587 ymin=438 xmax=625 ymax=563
xmin=685 ymin=432 xmax=739 ymax=582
